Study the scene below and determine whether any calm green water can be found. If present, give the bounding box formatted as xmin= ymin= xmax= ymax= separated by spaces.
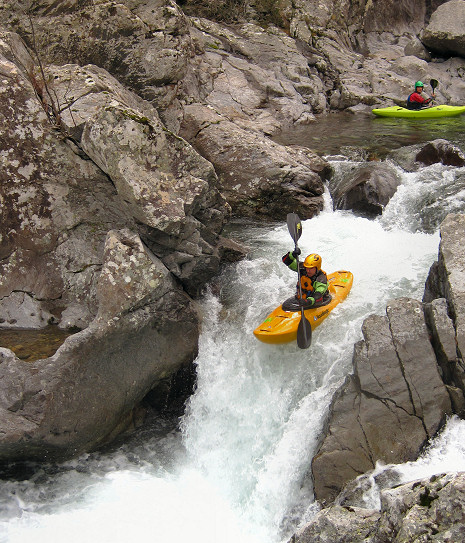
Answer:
xmin=0 ymin=326 xmax=74 ymax=362
xmin=273 ymin=112 xmax=465 ymax=158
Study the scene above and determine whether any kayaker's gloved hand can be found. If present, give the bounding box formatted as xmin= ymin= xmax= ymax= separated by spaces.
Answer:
xmin=306 ymin=297 xmax=315 ymax=306
xmin=292 ymin=248 xmax=301 ymax=258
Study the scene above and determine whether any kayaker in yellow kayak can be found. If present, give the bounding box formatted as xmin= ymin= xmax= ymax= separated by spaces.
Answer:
xmin=282 ymin=250 xmax=329 ymax=309
xmin=406 ymin=80 xmax=436 ymax=110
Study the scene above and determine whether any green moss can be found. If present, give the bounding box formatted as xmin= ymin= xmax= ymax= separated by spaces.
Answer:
xmin=121 ymin=110 xmax=152 ymax=126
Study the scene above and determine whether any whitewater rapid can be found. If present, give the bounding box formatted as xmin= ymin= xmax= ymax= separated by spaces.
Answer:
xmin=2 ymin=160 xmax=465 ymax=543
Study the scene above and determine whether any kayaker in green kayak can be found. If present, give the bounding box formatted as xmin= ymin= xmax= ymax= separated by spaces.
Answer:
xmin=406 ymin=80 xmax=436 ymax=110
xmin=282 ymin=250 xmax=329 ymax=308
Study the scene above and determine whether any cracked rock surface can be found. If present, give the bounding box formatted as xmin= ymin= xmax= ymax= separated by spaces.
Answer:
xmin=311 ymin=297 xmax=452 ymax=504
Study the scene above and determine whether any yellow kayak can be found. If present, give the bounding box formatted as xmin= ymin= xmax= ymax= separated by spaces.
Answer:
xmin=253 ymin=271 xmax=353 ymax=345
xmin=372 ymin=105 xmax=465 ymax=118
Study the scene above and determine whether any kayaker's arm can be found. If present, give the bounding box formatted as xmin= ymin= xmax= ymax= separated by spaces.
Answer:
xmin=282 ymin=250 xmax=300 ymax=272
xmin=313 ymin=280 xmax=328 ymax=296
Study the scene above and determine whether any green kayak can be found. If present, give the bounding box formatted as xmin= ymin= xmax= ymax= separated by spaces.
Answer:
xmin=372 ymin=105 xmax=465 ymax=118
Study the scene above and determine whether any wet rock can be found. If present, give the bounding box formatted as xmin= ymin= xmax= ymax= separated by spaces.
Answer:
xmin=415 ymin=139 xmax=465 ymax=167
xmin=311 ymin=298 xmax=452 ymax=504
xmin=290 ymin=505 xmax=379 ymax=542
xmin=388 ymin=139 xmax=465 ymax=172
xmin=292 ymin=473 xmax=465 ymax=543
xmin=437 ymin=214 xmax=465 ymax=360
xmin=330 ymin=162 xmax=401 ymax=216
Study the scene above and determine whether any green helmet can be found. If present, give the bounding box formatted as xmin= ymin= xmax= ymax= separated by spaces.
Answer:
xmin=415 ymin=81 xmax=424 ymax=88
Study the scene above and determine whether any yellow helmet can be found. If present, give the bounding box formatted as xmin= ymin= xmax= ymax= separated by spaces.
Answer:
xmin=303 ymin=253 xmax=322 ymax=270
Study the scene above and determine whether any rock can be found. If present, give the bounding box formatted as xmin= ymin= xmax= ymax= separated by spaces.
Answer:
xmin=0 ymin=30 xmax=236 ymax=460
xmin=290 ymin=505 xmax=380 ymax=542
xmin=422 ymin=0 xmax=465 ymax=58
xmin=437 ymin=214 xmax=465 ymax=360
xmin=424 ymin=298 xmax=458 ymax=380
xmin=376 ymin=472 xmax=465 ymax=541
xmin=311 ymin=298 xmax=452 ymax=504
xmin=0 ymin=50 xmax=130 ymax=329
xmin=388 ymin=139 xmax=465 ymax=172
xmin=4 ymin=0 xmax=193 ymax=104
xmin=80 ymin=97 xmax=231 ymax=297
xmin=415 ymin=139 xmax=465 ymax=167
xmin=292 ymin=473 xmax=465 ymax=543
xmin=44 ymin=63 xmax=159 ymax=141
xmin=404 ymin=36 xmax=432 ymax=61
xmin=186 ymin=18 xmax=326 ymax=125
xmin=330 ymin=162 xmax=401 ymax=216
xmin=0 ymin=229 xmax=199 ymax=462
xmin=180 ymin=104 xmax=326 ymax=220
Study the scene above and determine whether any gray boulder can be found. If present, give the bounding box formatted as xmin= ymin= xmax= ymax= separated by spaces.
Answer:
xmin=422 ymin=0 xmax=465 ymax=58
xmin=330 ymin=162 xmax=401 ymax=215
xmin=311 ymin=298 xmax=452 ymax=505
xmin=180 ymin=104 xmax=327 ymax=220
xmin=0 ymin=229 xmax=199 ymax=461
xmin=2 ymin=0 xmax=193 ymax=104
xmin=415 ymin=139 xmax=465 ymax=167
xmin=435 ymin=214 xmax=465 ymax=360
xmin=388 ymin=139 xmax=465 ymax=171
xmin=404 ymin=36 xmax=432 ymax=61
xmin=0 ymin=33 xmax=234 ymax=461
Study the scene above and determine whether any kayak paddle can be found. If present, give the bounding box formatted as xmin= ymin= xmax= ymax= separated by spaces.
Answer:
xmin=286 ymin=213 xmax=312 ymax=349
xmin=430 ymin=79 xmax=438 ymax=103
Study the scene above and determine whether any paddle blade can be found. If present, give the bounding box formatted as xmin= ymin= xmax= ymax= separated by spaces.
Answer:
xmin=286 ymin=213 xmax=302 ymax=244
xmin=430 ymin=79 xmax=438 ymax=91
xmin=297 ymin=312 xmax=312 ymax=349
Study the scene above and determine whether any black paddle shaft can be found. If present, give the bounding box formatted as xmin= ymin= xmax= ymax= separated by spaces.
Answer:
xmin=430 ymin=79 xmax=438 ymax=103
xmin=286 ymin=213 xmax=312 ymax=349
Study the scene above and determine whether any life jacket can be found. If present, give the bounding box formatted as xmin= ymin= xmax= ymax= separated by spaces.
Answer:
xmin=296 ymin=269 xmax=327 ymax=299
xmin=406 ymin=93 xmax=427 ymax=110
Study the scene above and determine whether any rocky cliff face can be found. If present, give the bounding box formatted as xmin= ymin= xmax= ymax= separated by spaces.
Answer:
xmin=0 ymin=22 xmax=236 ymax=460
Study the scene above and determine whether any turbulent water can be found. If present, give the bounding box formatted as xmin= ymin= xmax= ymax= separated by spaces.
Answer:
xmin=2 ymin=121 xmax=465 ymax=542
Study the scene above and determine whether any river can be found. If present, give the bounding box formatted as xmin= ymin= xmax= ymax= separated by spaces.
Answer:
xmin=1 ymin=115 xmax=465 ymax=543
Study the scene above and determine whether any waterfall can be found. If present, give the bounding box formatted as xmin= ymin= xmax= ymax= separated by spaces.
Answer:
xmin=2 ymin=158 xmax=465 ymax=543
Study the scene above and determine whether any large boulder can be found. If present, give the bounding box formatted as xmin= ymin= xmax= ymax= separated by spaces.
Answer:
xmin=0 ymin=48 xmax=128 ymax=330
xmin=0 ymin=229 xmax=199 ymax=462
xmin=311 ymin=298 xmax=452 ymax=504
xmin=435 ymin=214 xmax=465 ymax=359
xmin=389 ymin=139 xmax=465 ymax=172
xmin=330 ymin=162 xmax=401 ymax=216
xmin=422 ymin=0 xmax=465 ymax=58
xmin=184 ymin=18 xmax=326 ymax=128
xmin=0 ymin=0 xmax=193 ymax=104
xmin=415 ymin=139 xmax=465 ymax=167
xmin=180 ymin=104 xmax=328 ymax=220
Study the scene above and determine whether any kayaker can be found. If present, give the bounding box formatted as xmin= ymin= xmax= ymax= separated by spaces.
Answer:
xmin=282 ymin=250 xmax=328 ymax=307
xmin=406 ymin=81 xmax=435 ymax=110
